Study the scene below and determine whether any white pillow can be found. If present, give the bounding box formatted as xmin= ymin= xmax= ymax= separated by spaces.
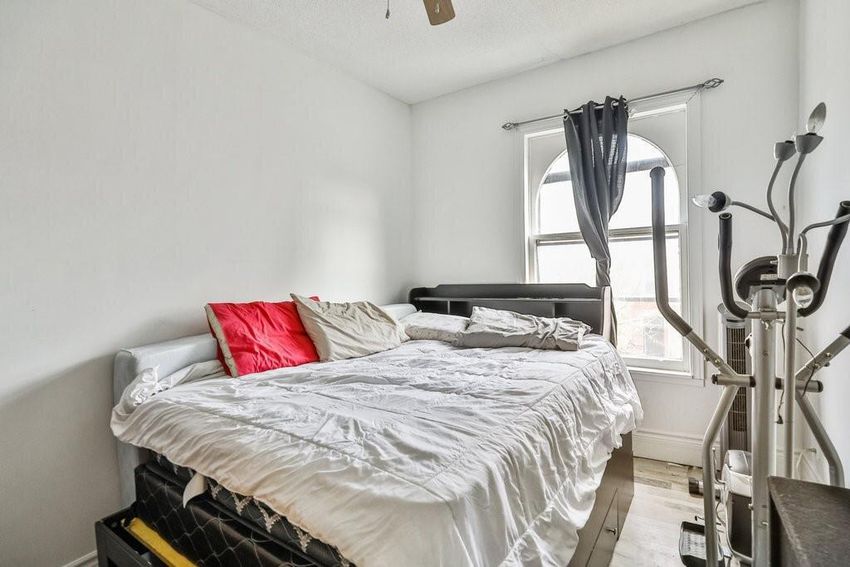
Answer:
xmin=291 ymin=294 xmax=408 ymax=361
xmin=401 ymin=311 xmax=469 ymax=343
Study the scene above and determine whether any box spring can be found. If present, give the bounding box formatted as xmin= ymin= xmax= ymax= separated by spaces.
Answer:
xmin=136 ymin=459 xmax=348 ymax=566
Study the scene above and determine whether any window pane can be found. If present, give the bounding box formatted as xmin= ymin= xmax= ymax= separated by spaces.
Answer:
xmin=536 ymin=235 xmax=684 ymax=364
xmin=536 ymin=242 xmax=595 ymax=285
xmin=609 ymin=166 xmax=680 ymax=229
xmin=536 ymin=136 xmax=679 ymax=235
xmin=610 ymin=235 xmax=683 ymax=363
xmin=537 ymin=150 xmax=578 ymax=234
xmin=628 ymin=135 xmax=665 ymax=161
xmin=538 ymin=181 xmax=579 ymax=234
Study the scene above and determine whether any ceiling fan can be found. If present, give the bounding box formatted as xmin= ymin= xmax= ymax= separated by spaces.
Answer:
xmin=423 ymin=0 xmax=455 ymax=25
xmin=385 ymin=0 xmax=455 ymax=25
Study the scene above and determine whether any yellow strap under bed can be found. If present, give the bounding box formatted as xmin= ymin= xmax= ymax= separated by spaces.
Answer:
xmin=124 ymin=517 xmax=196 ymax=567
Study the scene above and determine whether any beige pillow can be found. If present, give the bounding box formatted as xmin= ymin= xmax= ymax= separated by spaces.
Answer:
xmin=291 ymin=294 xmax=408 ymax=361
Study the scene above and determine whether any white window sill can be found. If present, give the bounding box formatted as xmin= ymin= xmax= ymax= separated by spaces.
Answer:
xmin=627 ymin=365 xmax=705 ymax=387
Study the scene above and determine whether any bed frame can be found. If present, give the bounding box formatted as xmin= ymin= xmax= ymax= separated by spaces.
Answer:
xmin=109 ymin=284 xmax=632 ymax=567
xmin=409 ymin=283 xmax=613 ymax=341
xmin=410 ymin=283 xmax=632 ymax=567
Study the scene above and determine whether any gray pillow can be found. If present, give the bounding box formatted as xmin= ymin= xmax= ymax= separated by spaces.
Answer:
xmin=456 ymin=306 xmax=590 ymax=351
xmin=401 ymin=312 xmax=469 ymax=343
xmin=291 ymin=295 xmax=408 ymax=361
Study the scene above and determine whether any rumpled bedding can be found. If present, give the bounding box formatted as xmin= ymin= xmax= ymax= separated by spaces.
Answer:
xmin=111 ymin=337 xmax=642 ymax=567
xmin=456 ymin=306 xmax=591 ymax=351
xmin=112 ymin=360 xmax=225 ymax=420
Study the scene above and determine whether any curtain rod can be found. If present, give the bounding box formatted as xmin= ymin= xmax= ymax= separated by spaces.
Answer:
xmin=500 ymin=77 xmax=724 ymax=131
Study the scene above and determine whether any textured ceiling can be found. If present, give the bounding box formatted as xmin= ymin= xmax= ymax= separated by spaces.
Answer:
xmin=188 ymin=0 xmax=760 ymax=104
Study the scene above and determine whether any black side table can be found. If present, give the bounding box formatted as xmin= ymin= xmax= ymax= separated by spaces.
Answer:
xmin=769 ymin=476 xmax=850 ymax=566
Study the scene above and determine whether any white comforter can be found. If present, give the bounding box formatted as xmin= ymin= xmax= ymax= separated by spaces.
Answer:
xmin=111 ymin=337 xmax=642 ymax=567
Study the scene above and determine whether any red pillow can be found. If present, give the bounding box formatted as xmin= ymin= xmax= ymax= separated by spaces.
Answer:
xmin=205 ymin=299 xmax=319 ymax=377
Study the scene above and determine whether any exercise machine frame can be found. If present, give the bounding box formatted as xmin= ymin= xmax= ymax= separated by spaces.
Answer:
xmin=650 ymin=102 xmax=850 ymax=566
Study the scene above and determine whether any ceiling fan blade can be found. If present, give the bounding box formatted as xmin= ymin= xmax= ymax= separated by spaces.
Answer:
xmin=423 ymin=0 xmax=455 ymax=25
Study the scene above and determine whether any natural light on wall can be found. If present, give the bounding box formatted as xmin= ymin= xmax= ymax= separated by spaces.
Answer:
xmin=526 ymin=122 xmax=689 ymax=372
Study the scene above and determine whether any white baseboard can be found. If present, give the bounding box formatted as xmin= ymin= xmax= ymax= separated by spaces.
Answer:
xmin=62 ymin=550 xmax=97 ymax=567
xmin=634 ymin=428 xmax=834 ymax=481
xmin=772 ymin=447 xmax=830 ymax=483
xmin=633 ymin=428 xmax=708 ymax=467
xmin=798 ymin=449 xmax=828 ymax=484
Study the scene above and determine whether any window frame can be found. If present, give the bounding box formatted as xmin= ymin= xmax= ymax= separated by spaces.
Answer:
xmin=521 ymin=93 xmax=705 ymax=381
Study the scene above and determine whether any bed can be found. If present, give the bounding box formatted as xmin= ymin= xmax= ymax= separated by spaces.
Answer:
xmin=105 ymin=284 xmax=640 ymax=567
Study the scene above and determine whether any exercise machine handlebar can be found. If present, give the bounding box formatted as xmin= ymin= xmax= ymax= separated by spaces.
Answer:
xmin=651 ymin=166 xmax=739 ymax=377
xmin=652 ymin=165 xmax=744 ymax=567
xmin=800 ymin=200 xmax=850 ymax=316
xmin=718 ymin=213 xmax=750 ymax=319
xmin=651 ymin=167 xmax=693 ymax=336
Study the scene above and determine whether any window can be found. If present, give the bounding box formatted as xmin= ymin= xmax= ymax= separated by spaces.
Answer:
xmin=525 ymin=104 xmax=693 ymax=374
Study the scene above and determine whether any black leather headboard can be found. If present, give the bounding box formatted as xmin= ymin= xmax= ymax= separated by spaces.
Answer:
xmin=409 ymin=283 xmax=612 ymax=340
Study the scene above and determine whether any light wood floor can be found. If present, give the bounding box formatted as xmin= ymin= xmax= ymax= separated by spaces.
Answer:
xmin=611 ymin=457 xmax=704 ymax=567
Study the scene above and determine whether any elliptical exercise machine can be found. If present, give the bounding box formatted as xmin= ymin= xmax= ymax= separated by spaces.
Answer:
xmin=650 ymin=102 xmax=850 ymax=567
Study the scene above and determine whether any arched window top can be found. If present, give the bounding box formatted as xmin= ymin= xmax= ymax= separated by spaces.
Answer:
xmin=535 ymin=133 xmax=679 ymax=235
xmin=541 ymin=134 xmax=670 ymax=183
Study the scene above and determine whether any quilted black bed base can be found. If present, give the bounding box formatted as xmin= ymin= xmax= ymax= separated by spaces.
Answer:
xmin=134 ymin=464 xmax=336 ymax=567
xmin=147 ymin=454 xmax=349 ymax=566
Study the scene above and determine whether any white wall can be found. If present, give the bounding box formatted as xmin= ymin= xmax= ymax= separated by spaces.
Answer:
xmin=411 ymin=0 xmax=800 ymax=464
xmin=798 ymin=0 xmax=850 ymax=478
xmin=2 ymin=0 xmax=834 ymax=563
xmin=0 ymin=1 xmax=413 ymax=565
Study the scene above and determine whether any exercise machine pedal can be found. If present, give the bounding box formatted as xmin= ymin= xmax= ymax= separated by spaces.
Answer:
xmin=679 ymin=521 xmax=724 ymax=567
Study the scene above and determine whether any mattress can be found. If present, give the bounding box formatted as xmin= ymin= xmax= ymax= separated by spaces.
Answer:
xmin=113 ymin=337 xmax=642 ymax=567
xmin=149 ymin=452 xmax=350 ymax=566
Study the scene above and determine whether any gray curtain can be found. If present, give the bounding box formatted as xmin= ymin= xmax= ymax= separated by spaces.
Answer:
xmin=563 ymin=96 xmax=628 ymax=343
